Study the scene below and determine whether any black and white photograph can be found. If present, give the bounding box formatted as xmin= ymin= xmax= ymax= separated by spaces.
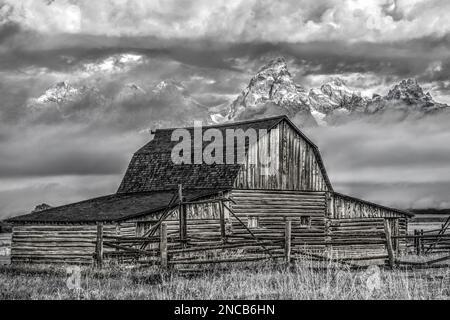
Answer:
xmin=1 ymin=0 xmax=450 ymax=306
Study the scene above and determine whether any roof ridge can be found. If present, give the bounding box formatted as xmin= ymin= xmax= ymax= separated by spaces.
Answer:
xmin=151 ymin=115 xmax=288 ymax=132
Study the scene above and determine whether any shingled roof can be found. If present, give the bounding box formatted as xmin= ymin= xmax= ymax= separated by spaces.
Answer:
xmin=117 ymin=115 xmax=333 ymax=193
xmin=7 ymin=189 xmax=224 ymax=223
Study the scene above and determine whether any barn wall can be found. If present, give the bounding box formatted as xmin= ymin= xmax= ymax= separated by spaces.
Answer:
xmin=278 ymin=121 xmax=328 ymax=191
xmin=11 ymin=222 xmax=136 ymax=264
xmin=328 ymin=217 xmax=408 ymax=258
xmin=233 ymin=121 xmax=329 ymax=191
xmin=329 ymin=193 xmax=408 ymax=255
xmin=130 ymin=193 xmax=231 ymax=253
xmin=130 ymin=190 xmax=410 ymax=259
xmin=230 ymin=189 xmax=327 ymax=252
xmin=133 ymin=190 xmax=328 ymax=253
xmin=329 ymin=218 xmax=388 ymax=259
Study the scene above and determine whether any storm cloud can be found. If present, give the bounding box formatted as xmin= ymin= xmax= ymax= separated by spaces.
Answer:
xmin=1 ymin=0 xmax=450 ymax=218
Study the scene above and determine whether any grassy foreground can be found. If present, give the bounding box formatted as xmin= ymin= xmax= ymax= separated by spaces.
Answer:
xmin=0 ymin=260 xmax=449 ymax=300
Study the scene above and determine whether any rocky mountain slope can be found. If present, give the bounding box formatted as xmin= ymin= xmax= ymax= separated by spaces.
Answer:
xmin=27 ymin=79 xmax=211 ymax=128
xmin=217 ymin=57 xmax=450 ymax=126
xmin=28 ymin=58 xmax=450 ymax=128
xmin=29 ymin=81 xmax=105 ymax=108
xmin=227 ymin=57 xmax=317 ymax=127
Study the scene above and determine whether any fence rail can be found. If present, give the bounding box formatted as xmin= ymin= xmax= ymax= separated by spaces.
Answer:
xmin=92 ymin=222 xmax=450 ymax=269
xmin=91 ymin=189 xmax=450 ymax=270
xmin=92 ymin=219 xmax=401 ymax=269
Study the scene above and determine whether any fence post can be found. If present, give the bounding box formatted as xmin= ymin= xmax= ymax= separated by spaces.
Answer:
xmin=420 ymin=229 xmax=424 ymax=254
xmin=414 ymin=229 xmax=419 ymax=255
xmin=160 ymin=222 xmax=168 ymax=269
xmin=95 ymin=222 xmax=104 ymax=268
xmin=178 ymin=184 xmax=187 ymax=246
xmin=285 ymin=220 xmax=292 ymax=264
xmin=219 ymin=195 xmax=226 ymax=243
xmin=384 ymin=220 xmax=395 ymax=268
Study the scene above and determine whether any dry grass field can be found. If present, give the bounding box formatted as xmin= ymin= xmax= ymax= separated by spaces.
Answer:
xmin=1 ymin=260 xmax=449 ymax=300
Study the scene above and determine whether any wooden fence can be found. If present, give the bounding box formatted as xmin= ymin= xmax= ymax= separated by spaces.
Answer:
xmin=402 ymin=215 xmax=450 ymax=255
xmin=92 ymin=219 xmax=450 ymax=269
xmin=91 ymin=198 xmax=416 ymax=269
xmin=85 ymin=187 xmax=448 ymax=269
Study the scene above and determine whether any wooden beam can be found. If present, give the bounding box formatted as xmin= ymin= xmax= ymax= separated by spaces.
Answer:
xmin=102 ymin=242 xmax=158 ymax=256
xmin=285 ymin=219 xmax=292 ymax=264
xmin=219 ymin=195 xmax=226 ymax=243
xmin=95 ymin=222 xmax=103 ymax=268
xmin=384 ymin=220 xmax=395 ymax=269
xmin=178 ymin=184 xmax=187 ymax=245
xmin=160 ymin=222 xmax=168 ymax=269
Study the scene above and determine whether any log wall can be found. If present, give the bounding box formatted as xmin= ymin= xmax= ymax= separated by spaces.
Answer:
xmin=133 ymin=190 xmax=328 ymax=255
xmin=329 ymin=218 xmax=388 ymax=259
xmin=11 ymin=223 xmax=136 ymax=264
xmin=230 ymin=190 xmax=327 ymax=252
xmin=328 ymin=193 xmax=408 ymax=256
xmin=10 ymin=190 xmax=411 ymax=265
xmin=132 ymin=189 xmax=409 ymax=260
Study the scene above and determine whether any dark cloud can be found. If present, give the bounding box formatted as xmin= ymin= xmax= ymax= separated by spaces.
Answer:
xmin=304 ymin=114 xmax=450 ymax=209
xmin=0 ymin=22 xmax=21 ymax=43
xmin=0 ymin=175 xmax=121 ymax=218
xmin=1 ymin=0 xmax=450 ymax=218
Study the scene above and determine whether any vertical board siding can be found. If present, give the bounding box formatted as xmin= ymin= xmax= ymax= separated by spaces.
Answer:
xmin=332 ymin=194 xmax=407 ymax=219
xmin=233 ymin=122 xmax=329 ymax=191
xmin=0 ymin=233 xmax=11 ymax=257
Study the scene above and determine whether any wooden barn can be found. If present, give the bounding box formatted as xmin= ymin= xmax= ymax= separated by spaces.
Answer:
xmin=7 ymin=115 xmax=412 ymax=265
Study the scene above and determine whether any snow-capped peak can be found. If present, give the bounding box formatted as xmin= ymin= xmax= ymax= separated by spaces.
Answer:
xmin=35 ymin=81 xmax=80 ymax=104
xmin=226 ymin=57 xmax=314 ymax=125
xmin=320 ymin=77 xmax=358 ymax=99
xmin=308 ymin=77 xmax=366 ymax=115
xmin=386 ymin=78 xmax=429 ymax=101
xmin=28 ymin=81 xmax=105 ymax=109
xmin=154 ymin=80 xmax=186 ymax=93
xmin=255 ymin=56 xmax=290 ymax=77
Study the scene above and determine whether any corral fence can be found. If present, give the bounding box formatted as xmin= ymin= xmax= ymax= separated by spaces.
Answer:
xmin=91 ymin=191 xmax=450 ymax=270
xmin=391 ymin=215 xmax=450 ymax=268
xmin=406 ymin=216 xmax=450 ymax=255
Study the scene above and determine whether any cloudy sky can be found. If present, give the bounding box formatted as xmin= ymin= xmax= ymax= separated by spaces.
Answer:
xmin=1 ymin=0 xmax=450 ymax=218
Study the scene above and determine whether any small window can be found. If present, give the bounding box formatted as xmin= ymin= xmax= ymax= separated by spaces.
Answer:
xmin=300 ymin=216 xmax=311 ymax=228
xmin=247 ymin=216 xmax=259 ymax=229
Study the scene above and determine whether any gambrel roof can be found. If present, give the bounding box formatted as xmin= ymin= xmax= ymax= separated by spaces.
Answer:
xmin=117 ymin=115 xmax=333 ymax=193
xmin=7 ymin=116 xmax=413 ymax=223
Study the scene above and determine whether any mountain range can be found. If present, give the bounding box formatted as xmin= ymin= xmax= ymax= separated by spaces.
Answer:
xmin=216 ymin=57 xmax=450 ymax=126
xmin=28 ymin=57 xmax=450 ymax=127
xmin=27 ymin=79 xmax=210 ymax=128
